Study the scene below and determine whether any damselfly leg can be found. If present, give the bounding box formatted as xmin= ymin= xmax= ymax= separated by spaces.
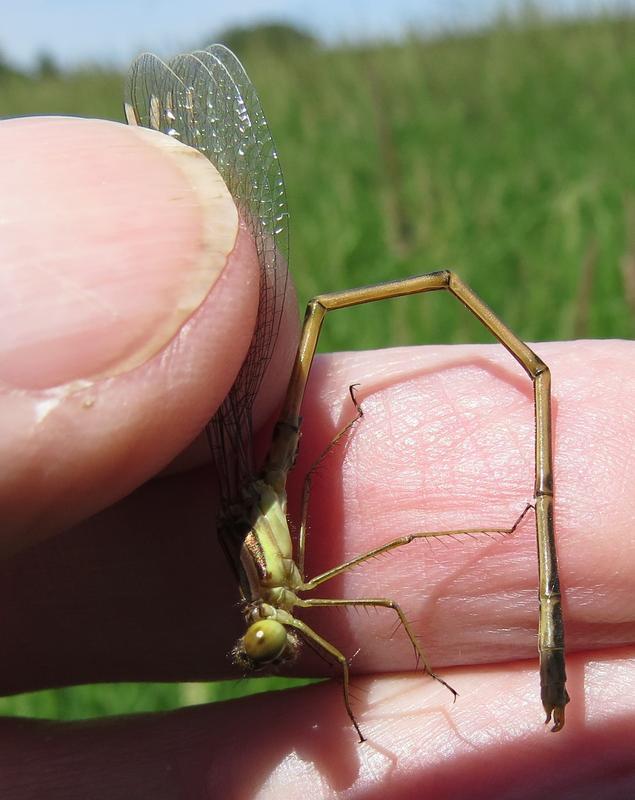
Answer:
xmin=263 ymin=270 xmax=569 ymax=735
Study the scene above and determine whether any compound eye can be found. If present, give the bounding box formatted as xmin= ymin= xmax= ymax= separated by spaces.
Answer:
xmin=243 ymin=619 xmax=287 ymax=663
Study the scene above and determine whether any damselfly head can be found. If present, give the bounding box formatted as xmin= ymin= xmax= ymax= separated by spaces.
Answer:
xmin=231 ymin=619 xmax=301 ymax=671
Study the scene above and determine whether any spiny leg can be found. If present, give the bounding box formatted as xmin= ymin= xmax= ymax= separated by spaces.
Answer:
xmin=297 ymin=596 xmax=458 ymax=698
xmin=297 ymin=384 xmax=364 ymax=579
xmin=302 ymin=503 xmax=533 ymax=589
xmin=263 ymin=270 xmax=567 ymax=729
xmin=284 ymin=616 xmax=366 ymax=742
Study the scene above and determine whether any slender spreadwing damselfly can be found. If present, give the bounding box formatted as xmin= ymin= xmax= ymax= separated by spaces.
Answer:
xmin=124 ymin=44 xmax=569 ymax=741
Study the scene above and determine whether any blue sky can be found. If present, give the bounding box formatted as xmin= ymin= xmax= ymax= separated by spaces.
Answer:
xmin=2 ymin=0 xmax=631 ymax=69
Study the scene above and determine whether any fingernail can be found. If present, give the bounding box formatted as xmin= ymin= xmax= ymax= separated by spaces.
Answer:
xmin=0 ymin=116 xmax=238 ymax=390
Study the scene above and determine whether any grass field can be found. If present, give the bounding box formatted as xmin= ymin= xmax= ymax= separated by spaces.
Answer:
xmin=1 ymin=14 xmax=633 ymax=721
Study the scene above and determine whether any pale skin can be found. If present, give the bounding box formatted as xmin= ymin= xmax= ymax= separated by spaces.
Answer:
xmin=0 ymin=118 xmax=633 ymax=798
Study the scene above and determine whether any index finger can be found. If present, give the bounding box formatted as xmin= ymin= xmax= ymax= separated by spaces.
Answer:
xmin=291 ymin=340 xmax=634 ymax=674
xmin=0 ymin=341 xmax=631 ymax=695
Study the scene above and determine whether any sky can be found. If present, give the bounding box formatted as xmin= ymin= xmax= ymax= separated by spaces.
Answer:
xmin=1 ymin=0 xmax=632 ymax=70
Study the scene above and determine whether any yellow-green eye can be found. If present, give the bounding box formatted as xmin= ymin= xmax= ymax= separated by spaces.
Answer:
xmin=243 ymin=619 xmax=287 ymax=663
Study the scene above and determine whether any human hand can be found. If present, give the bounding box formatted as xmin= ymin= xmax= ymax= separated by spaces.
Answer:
xmin=0 ymin=117 xmax=633 ymax=799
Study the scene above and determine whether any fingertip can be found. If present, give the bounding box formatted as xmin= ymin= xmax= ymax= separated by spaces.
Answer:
xmin=0 ymin=116 xmax=260 ymax=550
xmin=0 ymin=116 xmax=242 ymax=389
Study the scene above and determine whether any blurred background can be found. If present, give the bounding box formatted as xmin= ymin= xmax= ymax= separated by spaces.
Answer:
xmin=1 ymin=0 xmax=634 ymax=720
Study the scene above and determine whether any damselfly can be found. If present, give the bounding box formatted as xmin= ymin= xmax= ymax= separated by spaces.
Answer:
xmin=124 ymin=44 xmax=569 ymax=740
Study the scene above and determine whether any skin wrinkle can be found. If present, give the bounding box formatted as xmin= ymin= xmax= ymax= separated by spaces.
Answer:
xmin=340 ymin=397 xmax=382 ymax=521
xmin=425 ymin=371 xmax=525 ymax=506
xmin=359 ymin=395 xmax=415 ymax=513
xmin=606 ymin=415 xmax=635 ymax=509
xmin=435 ymin=368 xmax=479 ymax=449
xmin=458 ymin=391 xmax=531 ymax=486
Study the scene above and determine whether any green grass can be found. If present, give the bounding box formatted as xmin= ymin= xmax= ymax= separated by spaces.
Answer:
xmin=0 ymin=678 xmax=319 ymax=721
xmin=1 ymin=14 xmax=633 ymax=721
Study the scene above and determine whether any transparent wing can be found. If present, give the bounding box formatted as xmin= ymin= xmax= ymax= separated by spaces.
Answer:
xmin=125 ymin=45 xmax=289 ymax=504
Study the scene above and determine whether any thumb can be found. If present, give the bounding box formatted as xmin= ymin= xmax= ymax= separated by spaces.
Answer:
xmin=0 ymin=116 xmax=260 ymax=551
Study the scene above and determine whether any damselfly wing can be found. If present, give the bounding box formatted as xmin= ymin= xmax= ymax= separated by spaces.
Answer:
xmin=126 ymin=45 xmax=289 ymax=505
